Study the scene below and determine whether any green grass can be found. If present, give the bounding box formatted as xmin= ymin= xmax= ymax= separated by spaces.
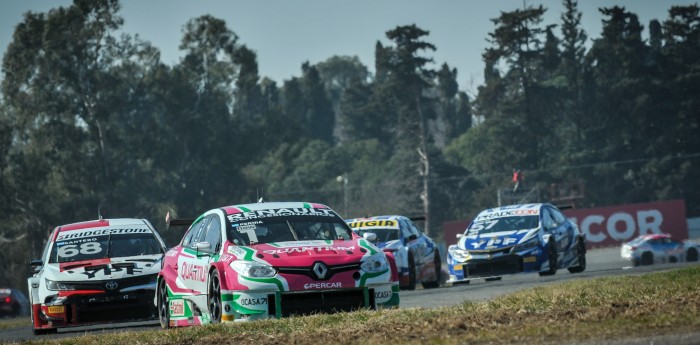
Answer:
xmin=7 ymin=266 xmax=700 ymax=344
xmin=0 ymin=317 xmax=30 ymax=330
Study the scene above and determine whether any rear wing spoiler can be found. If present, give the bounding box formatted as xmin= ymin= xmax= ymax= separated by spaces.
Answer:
xmin=165 ymin=212 xmax=195 ymax=230
xmin=409 ymin=215 xmax=426 ymax=222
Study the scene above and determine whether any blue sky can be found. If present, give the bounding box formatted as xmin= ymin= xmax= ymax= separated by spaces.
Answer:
xmin=1 ymin=1 xmax=696 ymax=94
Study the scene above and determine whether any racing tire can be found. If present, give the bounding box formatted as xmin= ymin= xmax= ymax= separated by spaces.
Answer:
xmin=687 ymin=248 xmax=698 ymax=262
xmin=567 ymin=240 xmax=587 ymax=273
xmin=641 ymin=252 xmax=654 ymax=266
xmin=208 ymin=271 xmax=222 ymax=323
xmin=403 ymin=255 xmax=417 ymax=291
xmin=157 ymin=278 xmax=171 ymax=329
xmin=421 ymin=251 xmax=442 ymax=289
xmin=538 ymin=240 xmax=558 ymax=276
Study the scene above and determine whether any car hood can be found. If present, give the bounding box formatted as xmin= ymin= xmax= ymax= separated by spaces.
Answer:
xmin=42 ymin=254 xmax=163 ymax=281
xmin=225 ymin=239 xmax=378 ymax=267
xmin=459 ymin=229 xmax=538 ymax=251
xmin=372 ymin=240 xmax=401 ymax=250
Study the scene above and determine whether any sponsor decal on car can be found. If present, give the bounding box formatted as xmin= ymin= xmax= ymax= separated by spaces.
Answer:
xmin=56 ymin=228 xmax=149 ymax=240
xmin=347 ymin=220 xmax=398 ymax=228
xmin=170 ymin=300 xmax=185 ymax=316
xmin=475 ymin=209 xmax=539 ymax=221
xmin=374 ymin=290 xmax=392 ymax=299
xmin=239 ymin=297 xmax=268 ymax=306
xmin=180 ymin=262 xmax=206 ymax=282
xmin=303 ymin=282 xmax=342 ymax=289
xmin=227 ymin=208 xmax=335 ymax=222
xmin=262 ymin=246 xmax=355 ymax=255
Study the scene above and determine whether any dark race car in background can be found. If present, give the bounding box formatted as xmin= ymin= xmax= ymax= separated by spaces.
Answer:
xmin=157 ymin=201 xmax=399 ymax=328
xmin=447 ymin=203 xmax=586 ymax=283
xmin=27 ymin=218 xmax=167 ymax=335
xmin=0 ymin=288 xmax=29 ymax=318
xmin=346 ymin=215 xmax=441 ymax=290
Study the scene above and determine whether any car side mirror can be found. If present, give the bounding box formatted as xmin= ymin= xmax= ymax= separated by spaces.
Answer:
xmin=362 ymin=232 xmax=377 ymax=242
xmin=194 ymin=241 xmax=211 ymax=255
xmin=29 ymin=259 xmax=43 ymax=267
xmin=456 ymin=234 xmax=463 ymax=239
xmin=407 ymin=234 xmax=418 ymax=242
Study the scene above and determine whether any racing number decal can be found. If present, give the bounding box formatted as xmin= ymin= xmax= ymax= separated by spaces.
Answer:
xmin=237 ymin=224 xmax=258 ymax=243
xmin=469 ymin=220 xmax=498 ymax=234
xmin=58 ymin=242 xmax=102 ymax=258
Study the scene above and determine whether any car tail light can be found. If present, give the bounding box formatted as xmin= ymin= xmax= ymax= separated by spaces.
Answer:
xmin=3 ymin=297 xmax=9 ymax=303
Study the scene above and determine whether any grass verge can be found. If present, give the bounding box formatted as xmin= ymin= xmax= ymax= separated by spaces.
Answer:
xmin=0 ymin=317 xmax=30 ymax=330
xmin=9 ymin=266 xmax=700 ymax=345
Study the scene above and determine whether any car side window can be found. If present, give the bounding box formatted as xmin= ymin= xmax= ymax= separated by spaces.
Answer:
xmin=399 ymin=219 xmax=413 ymax=239
xmin=550 ymin=207 xmax=567 ymax=224
xmin=408 ymin=221 xmax=421 ymax=237
xmin=541 ymin=208 xmax=555 ymax=230
xmin=41 ymin=229 xmax=57 ymax=262
xmin=182 ymin=217 xmax=208 ymax=248
xmin=202 ymin=216 xmax=222 ymax=252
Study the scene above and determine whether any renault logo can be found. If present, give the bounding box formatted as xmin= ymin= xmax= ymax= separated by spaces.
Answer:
xmin=312 ymin=262 xmax=329 ymax=280
xmin=105 ymin=281 xmax=119 ymax=290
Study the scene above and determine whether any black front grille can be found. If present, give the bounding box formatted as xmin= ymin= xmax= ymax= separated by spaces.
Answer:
xmin=73 ymin=291 xmax=155 ymax=323
xmin=61 ymin=273 xmax=157 ymax=292
xmin=269 ymin=288 xmax=373 ymax=317
xmin=464 ymin=255 xmax=522 ymax=278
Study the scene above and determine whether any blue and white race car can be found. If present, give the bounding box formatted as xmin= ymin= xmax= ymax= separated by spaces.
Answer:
xmin=447 ymin=203 xmax=586 ymax=283
xmin=346 ymin=215 xmax=441 ymax=290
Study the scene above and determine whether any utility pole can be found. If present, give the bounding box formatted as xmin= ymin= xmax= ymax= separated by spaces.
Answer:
xmin=336 ymin=173 xmax=349 ymax=217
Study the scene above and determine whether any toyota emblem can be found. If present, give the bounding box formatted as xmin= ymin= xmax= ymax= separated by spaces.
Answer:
xmin=312 ymin=262 xmax=329 ymax=280
xmin=105 ymin=281 xmax=119 ymax=290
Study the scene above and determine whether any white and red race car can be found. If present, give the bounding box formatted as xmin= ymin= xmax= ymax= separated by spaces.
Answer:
xmin=621 ymin=233 xmax=700 ymax=266
xmin=27 ymin=218 xmax=167 ymax=335
xmin=156 ymin=201 xmax=399 ymax=328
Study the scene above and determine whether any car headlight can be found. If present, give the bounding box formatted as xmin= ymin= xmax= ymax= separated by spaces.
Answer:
xmin=449 ymin=247 xmax=470 ymax=261
xmin=361 ymin=253 xmax=389 ymax=273
xmin=45 ymin=279 xmax=76 ymax=291
xmin=511 ymin=237 xmax=540 ymax=253
xmin=231 ymin=260 xmax=277 ymax=278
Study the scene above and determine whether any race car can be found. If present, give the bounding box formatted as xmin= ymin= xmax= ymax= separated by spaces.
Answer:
xmin=621 ymin=233 xmax=700 ymax=266
xmin=345 ymin=215 xmax=441 ymax=290
xmin=447 ymin=203 xmax=586 ymax=283
xmin=0 ymin=288 xmax=29 ymax=317
xmin=27 ymin=218 xmax=167 ymax=335
xmin=156 ymin=201 xmax=399 ymax=328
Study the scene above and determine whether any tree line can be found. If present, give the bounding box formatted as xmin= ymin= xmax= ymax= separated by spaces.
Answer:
xmin=1 ymin=0 xmax=698 ymax=290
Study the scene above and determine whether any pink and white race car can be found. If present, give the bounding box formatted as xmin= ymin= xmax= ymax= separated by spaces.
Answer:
xmin=156 ymin=201 xmax=399 ymax=328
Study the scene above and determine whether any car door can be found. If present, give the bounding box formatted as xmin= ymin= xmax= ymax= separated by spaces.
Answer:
xmin=541 ymin=208 xmax=567 ymax=254
xmin=549 ymin=207 xmax=574 ymax=251
xmin=405 ymin=219 xmax=427 ymax=267
xmin=178 ymin=216 xmax=211 ymax=294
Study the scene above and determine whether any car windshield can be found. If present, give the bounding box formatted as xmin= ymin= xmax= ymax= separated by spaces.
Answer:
xmin=353 ymin=228 xmax=400 ymax=242
xmin=627 ymin=236 xmax=648 ymax=246
xmin=466 ymin=215 xmax=540 ymax=235
xmin=49 ymin=228 xmax=163 ymax=263
xmin=227 ymin=215 xmax=353 ymax=245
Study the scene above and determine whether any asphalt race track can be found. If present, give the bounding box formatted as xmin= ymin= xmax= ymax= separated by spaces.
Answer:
xmin=2 ymin=246 xmax=697 ymax=342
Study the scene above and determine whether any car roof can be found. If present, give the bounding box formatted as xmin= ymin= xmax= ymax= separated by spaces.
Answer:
xmin=345 ymin=215 xmax=406 ymax=222
xmin=636 ymin=233 xmax=672 ymax=240
xmin=56 ymin=218 xmax=150 ymax=232
xmin=219 ymin=202 xmax=332 ymax=215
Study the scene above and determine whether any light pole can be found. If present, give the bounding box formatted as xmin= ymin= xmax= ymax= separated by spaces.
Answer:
xmin=336 ymin=173 xmax=348 ymax=217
